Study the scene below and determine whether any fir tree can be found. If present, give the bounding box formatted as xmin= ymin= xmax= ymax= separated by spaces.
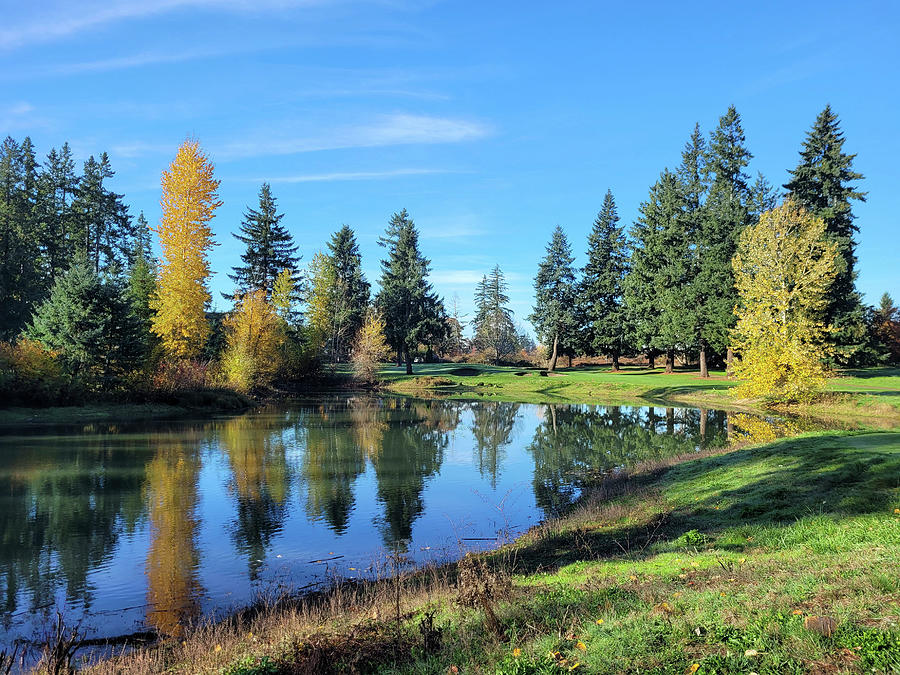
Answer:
xmin=581 ymin=190 xmax=630 ymax=370
xmin=326 ymin=225 xmax=370 ymax=360
xmin=529 ymin=226 xmax=577 ymax=372
xmin=27 ymin=256 xmax=143 ymax=383
xmin=473 ymin=265 xmax=517 ymax=364
xmin=127 ymin=239 xmax=157 ymax=358
xmin=229 ymin=183 xmax=299 ymax=299
xmin=0 ymin=136 xmax=42 ymax=339
xmin=697 ymin=105 xmax=752 ymax=371
xmin=784 ymin=105 xmax=867 ymax=363
xmin=375 ymin=209 xmax=445 ymax=374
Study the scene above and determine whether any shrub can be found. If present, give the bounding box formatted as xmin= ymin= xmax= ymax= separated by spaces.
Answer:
xmin=0 ymin=339 xmax=67 ymax=405
xmin=151 ymin=359 xmax=210 ymax=392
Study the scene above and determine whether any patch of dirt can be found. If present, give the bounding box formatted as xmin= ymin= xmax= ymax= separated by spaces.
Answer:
xmin=448 ymin=367 xmax=481 ymax=377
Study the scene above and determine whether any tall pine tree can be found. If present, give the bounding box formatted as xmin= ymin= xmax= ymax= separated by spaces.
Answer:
xmin=529 ymin=226 xmax=577 ymax=372
xmin=473 ymin=265 xmax=517 ymax=364
xmin=784 ymin=105 xmax=866 ymax=364
xmin=326 ymin=225 xmax=370 ymax=361
xmin=697 ymin=105 xmax=752 ymax=371
xmin=229 ymin=183 xmax=300 ymax=299
xmin=581 ymin=190 xmax=629 ymax=370
xmin=375 ymin=209 xmax=445 ymax=374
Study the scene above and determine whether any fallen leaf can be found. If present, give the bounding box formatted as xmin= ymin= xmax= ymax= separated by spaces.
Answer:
xmin=744 ymin=649 xmax=759 ymax=657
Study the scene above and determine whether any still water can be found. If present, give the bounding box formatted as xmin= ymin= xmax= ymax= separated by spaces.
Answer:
xmin=0 ymin=396 xmax=775 ymax=646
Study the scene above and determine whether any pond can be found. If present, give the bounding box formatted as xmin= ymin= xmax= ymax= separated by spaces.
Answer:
xmin=0 ymin=396 xmax=792 ymax=649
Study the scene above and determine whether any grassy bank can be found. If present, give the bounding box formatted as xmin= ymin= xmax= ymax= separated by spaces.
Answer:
xmin=374 ymin=364 xmax=900 ymax=428
xmin=0 ymin=388 xmax=254 ymax=426
xmin=85 ymin=429 xmax=900 ymax=674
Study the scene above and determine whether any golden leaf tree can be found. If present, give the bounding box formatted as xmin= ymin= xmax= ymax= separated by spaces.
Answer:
xmin=221 ymin=289 xmax=283 ymax=391
xmin=150 ymin=140 xmax=222 ymax=358
xmin=352 ymin=309 xmax=389 ymax=383
xmin=731 ymin=199 xmax=839 ymax=403
xmin=306 ymin=251 xmax=337 ymax=358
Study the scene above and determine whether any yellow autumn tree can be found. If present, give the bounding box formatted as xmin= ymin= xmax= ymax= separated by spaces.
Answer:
xmin=731 ymin=199 xmax=839 ymax=403
xmin=352 ymin=309 xmax=389 ymax=383
xmin=150 ymin=140 xmax=222 ymax=358
xmin=221 ymin=289 xmax=283 ymax=391
xmin=306 ymin=251 xmax=336 ymax=359
xmin=271 ymin=268 xmax=296 ymax=321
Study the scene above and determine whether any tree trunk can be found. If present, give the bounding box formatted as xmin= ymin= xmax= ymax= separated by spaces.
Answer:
xmin=666 ymin=407 xmax=675 ymax=435
xmin=647 ymin=350 xmax=655 ymax=369
xmin=726 ymin=412 xmax=733 ymax=441
xmin=699 ymin=408 xmax=707 ymax=441
xmin=550 ymin=404 xmax=557 ymax=434
xmin=611 ymin=351 xmax=620 ymax=372
xmin=396 ymin=347 xmax=403 ymax=368
xmin=547 ymin=335 xmax=559 ymax=372
xmin=647 ymin=406 xmax=657 ymax=430
xmin=567 ymin=353 xmax=572 ymax=368
xmin=726 ymin=347 xmax=734 ymax=378
xmin=404 ymin=347 xmax=412 ymax=375
xmin=699 ymin=343 xmax=709 ymax=378
xmin=665 ymin=349 xmax=675 ymax=374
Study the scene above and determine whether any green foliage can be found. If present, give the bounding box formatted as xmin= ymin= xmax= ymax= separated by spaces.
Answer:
xmin=326 ymin=225 xmax=371 ymax=361
xmin=375 ymin=209 xmax=446 ymax=373
xmin=473 ymin=265 xmax=518 ymax=363
xmin=26 ymin=256 xmax=143 ymax=386
xmin=785 ymin=105 xmax=867 ymax=364
xmin=580 ymin=190 xmax=629 ymax=367
xmin=228 ymin=183 xmax=300 ymax=299
xmin=529 ymin=226 xmax=577 ymax=370
xmin=223 ymin=654 xmax=279 ymax=675
xmin=695 ymin=106 xmax=753 ymax=355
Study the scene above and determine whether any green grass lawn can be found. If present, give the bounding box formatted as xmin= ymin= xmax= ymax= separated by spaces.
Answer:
xmin=363 ymin=363 xmax=900 ymax=427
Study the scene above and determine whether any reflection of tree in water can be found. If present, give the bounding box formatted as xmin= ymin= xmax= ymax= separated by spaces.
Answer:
xmin=0 ymin=430 xmax=146 ymax=621
xmin=371 ymin=399 xmax=451 ymax=549
xmin=144 ymin=432 xmax=203 ymax=636
xmin=528 ymin=405 xmax=730 ymax=515
xmin=300 ymin=404 xmax=366 ymax=535
xmin=218 ymin=413 xmax=293 ymax=580
xmin=470 ymin=402 xmax=520 ymax=488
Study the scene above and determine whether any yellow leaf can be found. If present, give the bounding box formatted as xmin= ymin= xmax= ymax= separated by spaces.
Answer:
xmin=513 ymin=648 xmax=521 ymax=657
xmin=575 ymin=641 xmax=586 ymax=651
xmin=687 ymin=664 xmax=700 ymax=674
xmin=595 ymin=619 xmax=604 ymax=625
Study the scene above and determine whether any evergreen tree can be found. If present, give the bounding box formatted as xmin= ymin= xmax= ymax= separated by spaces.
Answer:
xmin=37 ymin=143 xmax=79 ymax=277
xmin=71 ymin=153 xmax=129 ymax=274
xmin=697 ymin=105 xmax=752 ymax=371
xmin=674 ymin=126 xmax=707 ymax=374
xmin=581 ymin=190 xmax=630 ymax=370
xmin=0 ymin=136 xmax=43 ymax=340
xmin=375 ymin=209 xmax=445 ymax=374
xmin=325 ymin=225 xmax=370 ymax=361
xmin=26 ymin=256 xmax=143 ymax=383
xmin=529 ymin=226 xmax=577 ymax=372
xmin=127 ymin=239 xmax=157 ymax=358
xmin=784 ymin=105 xmax=867 ymax=363
xmin=473 ymin=265 xmax=517 ymax=363
xmin=229 ymin=183 xmax=299 ymax=299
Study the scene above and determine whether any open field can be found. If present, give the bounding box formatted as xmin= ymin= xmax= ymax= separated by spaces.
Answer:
xmin=86 ymin=429 xmax=900 ymax=674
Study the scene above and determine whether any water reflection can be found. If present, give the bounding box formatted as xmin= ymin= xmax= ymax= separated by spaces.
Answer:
xmin=0 ymin=397 xmax=801 ymax=645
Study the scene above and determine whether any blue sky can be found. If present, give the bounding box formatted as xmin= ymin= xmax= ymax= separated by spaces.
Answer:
xmin=3 ymin=0 xmax=898 ymax=331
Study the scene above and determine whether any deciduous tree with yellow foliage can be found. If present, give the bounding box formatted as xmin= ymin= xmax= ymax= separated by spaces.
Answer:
xmin=731 ymin=199 xmax=838 ymax=403
xmin=150 ymin=140 xmax=222 ymax=358
xmin=221 ymin=289 xmax=284 ymax=391
xmin=352 ymin=309 xmax=389 ymax=383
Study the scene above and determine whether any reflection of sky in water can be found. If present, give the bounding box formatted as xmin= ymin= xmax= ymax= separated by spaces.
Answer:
xmin=0 ymin=397 xmax=773 ymax=648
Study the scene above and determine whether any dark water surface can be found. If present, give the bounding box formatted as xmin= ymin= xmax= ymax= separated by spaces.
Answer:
xmin=0 ymin=396 xmax=785 ymax=647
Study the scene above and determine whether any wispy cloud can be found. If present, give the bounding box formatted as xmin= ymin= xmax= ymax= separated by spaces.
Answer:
xmin=255 ymin=168 xmax=448 ymax=182
xmin=430 ymin=270 xmax=487 ymax=286
xmin=0 ymin=0 xmax=328 ymax=50
xmin=0 ymin=101 xmax=47 ymax=131
xmin=220 ymin=113 xmax=491 ymax=158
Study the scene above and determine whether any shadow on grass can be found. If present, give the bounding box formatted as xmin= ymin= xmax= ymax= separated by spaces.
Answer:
xmin=494 ymin=432 xmax=900 ymax=575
